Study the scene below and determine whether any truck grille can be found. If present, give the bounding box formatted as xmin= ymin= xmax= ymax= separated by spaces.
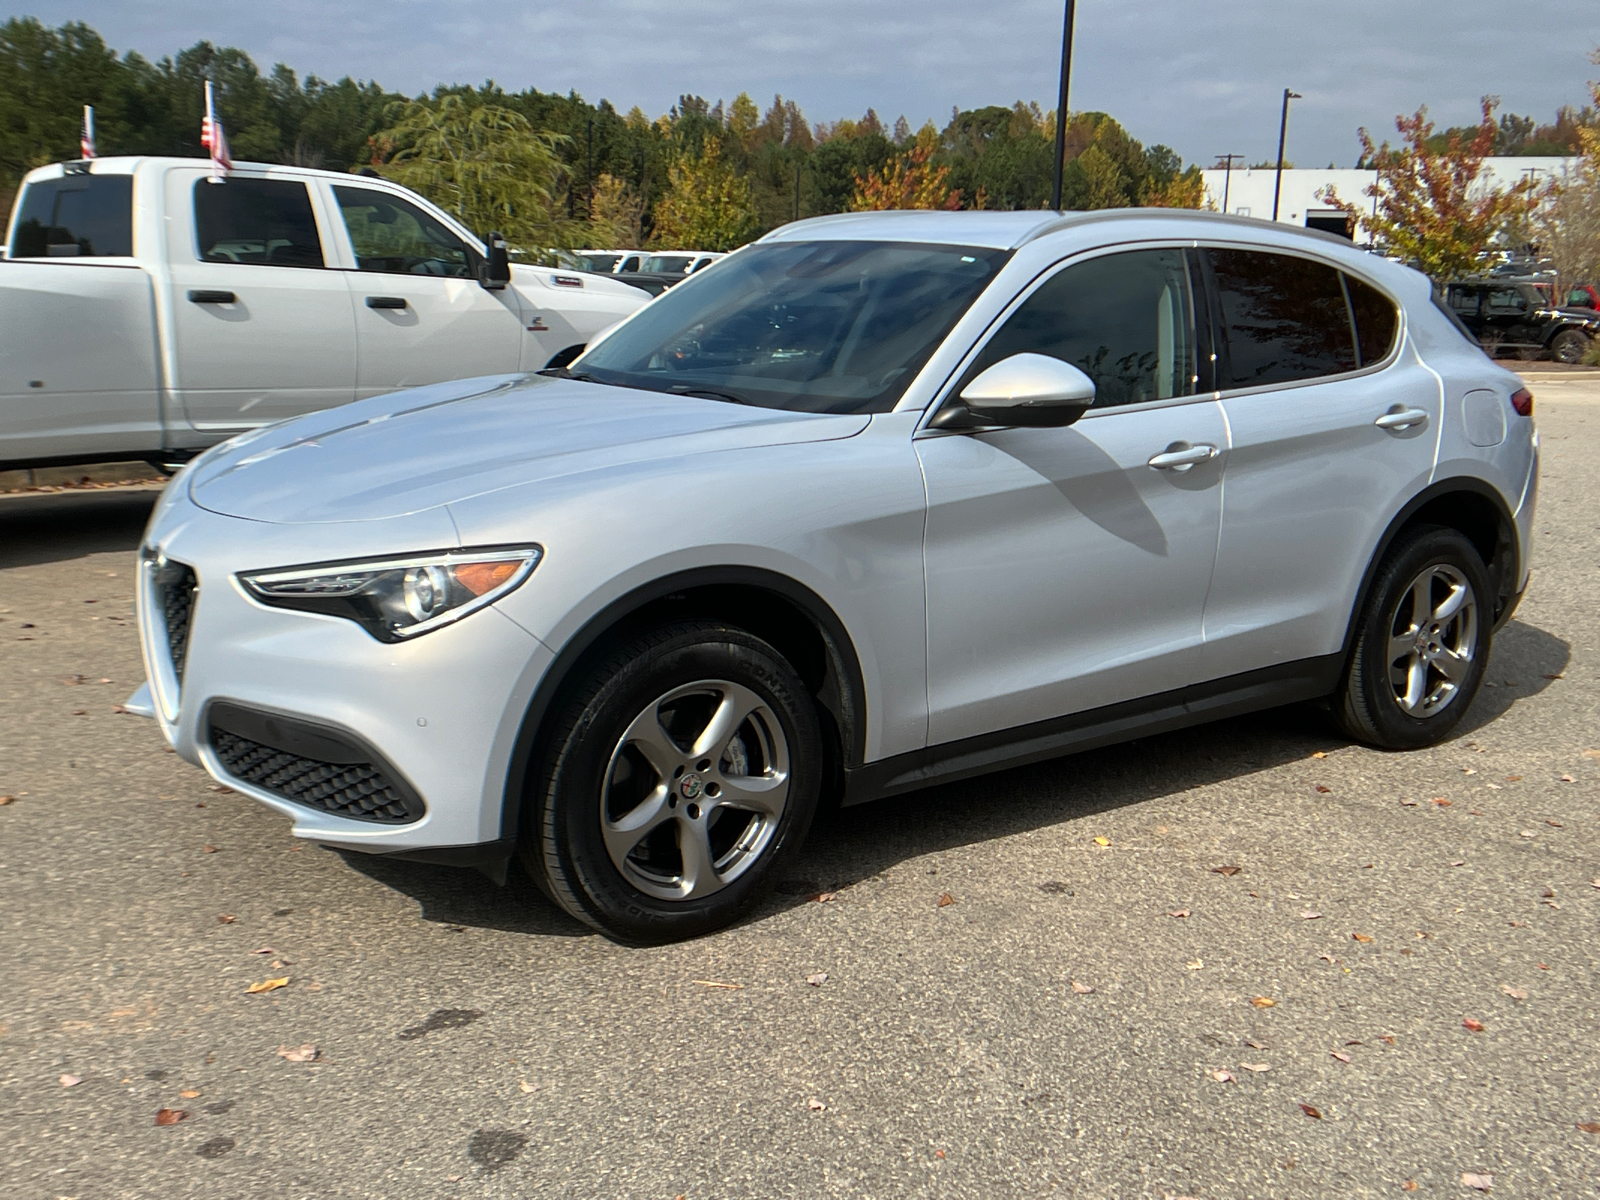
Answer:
xmin=157 ymin=561 xmax=198 ymax=681
xmin=207 ymin=703 xmax=422 ymax=824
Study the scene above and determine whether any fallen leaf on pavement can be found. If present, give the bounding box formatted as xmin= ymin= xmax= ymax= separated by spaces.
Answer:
xmin=1462 ymin=767 xmax=1477 ymax=775
xmin=1545 ymin=820 xmax=1563 ymax=828
xmin=692 ymin=980 xmax=744 ymax=990
xmin=276 ymin=1044 xmax=319 ymax=1063
xmin=806 ymin=972 xmax=828 ymax=987
xmin=1185 ymin=959 xmax=1204 ymax=970
xmin=1577 ymin=1122 xmax=1600 ymax=1134
xmin=1319 ymin=953 xmax=1337 ymax=962
xmin=250 ymin=947 xmax=274 ymax=955
xmin=1241 ymin=1062 xmax=1271 ymax=1073
xmin=245 ymin=977 xmax=289 ymax=994
xmin=1298 ymin=1103 xmax=1322 ymax=1119
xmin=1539 ymin=963 xmax=1550 ymax=970
xmin=1402 ymin=1181 xmax=1418 ymax=1192
xmin=1038 ymin=881 xmax=1071 ymax=894
xmin=1450 ymin=860 xmax=1466 ymax=867
xmin=1250 ymin=996 xmax=1276 ymax=1008
xmin=1314 ymin=785 xmax=1331 ymax=793
xmin=1211 ymin=865 xmax=1241 ymax=877
xmin=1431 ymin=798 xmax=1451 ymax=807
xmin=1583 ymin=749 xmax=1600 ymax=759
xmin=1345 ymin=1040 xmax=1363 ymax=1046
xmin=1506 ymin=775 xmax=1523 ymax=782
xmin=1070 ymin=980 xmax=1095 ymax=994
xmin=1463 ymin=1018 xmax=1485 ymax=1032
xmin=201 ymin=845 xmax=218 ymax=853
xmin=0 ymin=795 xmax=15 ymax=805
xmin=936 ymin=892 xmax=955 ymax=907
xmin=1311 ymin=750 xmax=1328 ymax=758
xmin=1399 ymin=798 xmax=1418 ymax=806
xmin=1500 ymin=985 xmax=1528 ymax=1001
xmin=154 ymin=1108 xmax=190 ymax=1126
xmin=1560 ymin=774 xmax=1575 ymax=783
xmin=1299 ymin=909 xmax=1322 ymax=920
xmin=59 ymin=1074 xmax=81 ymax=1087
xmin=1167 ymin=909 xmax=1190 ymax=918
xmin=807 ymin=1098 xmax=825 ymax=1112
xmin=1351 ymin=933 xmax=1374 ymax=943
xmin=217 ymin=915 xmax=236 ymax=924
xmin=1211 ymin=1069 xmax=1236 ymax=1083
xmin=1519 ymin=830 xmax=1536 ymax=838
xmin=1461 ymin=1173 xmax=1493 ymax=1192
xmin=809 ymin=891 xmax=837 ymax=903
xmin=1330 ymin=1050 xmax=1351 ymax=1064
xmin=519 ymin=1080 xmax=536 ymax=1094
xmin=179 ymin=1089 xmax=200 ymax=1098
xmin=1093 ymin=836 xmax=1110 ymax=847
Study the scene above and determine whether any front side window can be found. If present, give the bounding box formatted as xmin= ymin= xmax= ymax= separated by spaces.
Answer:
xmin=193 ymin=178 xmax=324 ymax=268
xmin=332 ymin=186 xmax=471 ymax=277
xmin=577 ymin=241 xmax=1009 ymax=414
xmin=966 ymin=248 xmax=1197 ymax=408
xmin=644 ymin=254 xmax=695 ymax=274
xmin=10 ymin=174 xmax=133 ymax=258
xmin=1208 ymin=248 xmax=1357 ymax=387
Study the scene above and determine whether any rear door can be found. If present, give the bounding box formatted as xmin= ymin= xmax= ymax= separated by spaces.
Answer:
xmin=1196 ymin=246 xmax=1438 ymax=681
xmin=326 ymin=184 xmax=524 ymax=399
xmin=164 ymin=170 xmax=356 ymax=429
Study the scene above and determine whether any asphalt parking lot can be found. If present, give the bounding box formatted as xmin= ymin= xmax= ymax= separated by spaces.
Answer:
xmin=3 ymin=373 xmax=1597 ymax=1199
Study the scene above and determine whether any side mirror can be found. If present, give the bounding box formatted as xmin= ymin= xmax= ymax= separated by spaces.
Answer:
xmin=933 ymin=353 xmax=1096 ymax=429
xmin=479 ymin=231 xmax=512 ymax=291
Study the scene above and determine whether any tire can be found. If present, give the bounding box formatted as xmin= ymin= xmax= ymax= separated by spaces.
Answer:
xmin=1335 ymin=525 xmax=1492 ymax=750
xmin=1550 ymin=328 xmax=1590 ymax=365
xmin=522 ymin=620 xmax=822 ymax=942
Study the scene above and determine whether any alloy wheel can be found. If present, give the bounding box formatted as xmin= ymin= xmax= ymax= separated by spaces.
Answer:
xmin=1386 ymin=564 xmax=1478 ymax=717
xmin=600 ymin=679 xmax=791 ymax=901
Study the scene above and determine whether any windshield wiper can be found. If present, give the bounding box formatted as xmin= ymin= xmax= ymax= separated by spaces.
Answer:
xmin=668 ymin=386 xmax=751 ymax=406
xmin=536 ymin=367 xmax=602 ymax=383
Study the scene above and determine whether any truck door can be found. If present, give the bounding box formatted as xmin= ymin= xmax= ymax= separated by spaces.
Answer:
xmin=326 ymin=184 xmax=524 ymax=399
xmin=164 ymin=170 xmax=356 ymax=430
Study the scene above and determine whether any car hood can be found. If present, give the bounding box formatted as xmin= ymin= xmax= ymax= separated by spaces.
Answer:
xmin=187 ymin=374 xmax=871 ymax=524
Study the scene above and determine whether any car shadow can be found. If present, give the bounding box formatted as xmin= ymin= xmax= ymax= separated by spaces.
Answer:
xmin=340 ymin=618 xmax=1568 ymax=941
xmin=0 ymin=487 xmax=162 ymax=569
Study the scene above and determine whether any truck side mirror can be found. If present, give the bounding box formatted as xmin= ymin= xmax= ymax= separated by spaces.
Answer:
xmin=479 ymin=232 xmax=512 ymax=291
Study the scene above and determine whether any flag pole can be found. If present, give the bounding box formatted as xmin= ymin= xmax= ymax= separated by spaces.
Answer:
xmin=81 ymin=105 xmax=96 ymax=160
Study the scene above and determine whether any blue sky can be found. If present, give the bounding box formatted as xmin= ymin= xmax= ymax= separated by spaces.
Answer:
xmin=8 ymin=1 xmax=1599 ymax=167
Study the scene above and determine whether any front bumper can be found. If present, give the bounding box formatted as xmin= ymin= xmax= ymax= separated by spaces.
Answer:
xmin=133 ymin=496 xmax=554 ymax=853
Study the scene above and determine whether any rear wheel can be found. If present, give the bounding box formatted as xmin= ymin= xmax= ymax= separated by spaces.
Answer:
xmin=523 ymin=621 xmax=821 ymax=942
xmin=1335 ymin=526 xmax=1491 ymax=749
xmin=1550 ymin=328 xmax=1590 ymax=364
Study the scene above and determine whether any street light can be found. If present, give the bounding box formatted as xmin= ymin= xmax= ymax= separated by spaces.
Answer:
xmin=1050 ymin=0 xmax=1077 ymax=211
xmin=1272 ymin=88 xmax=1301 ymax=222
xmin=1214 ymin=153 xmax=1243 ymax=214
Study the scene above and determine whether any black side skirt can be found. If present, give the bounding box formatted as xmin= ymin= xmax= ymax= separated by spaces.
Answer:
xmin=840 ymin=654 xmax=1344 ymax=806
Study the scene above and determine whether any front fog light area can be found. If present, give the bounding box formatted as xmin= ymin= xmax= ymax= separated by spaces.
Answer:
xmin=240 ymin=547 xmax=541 ymax=641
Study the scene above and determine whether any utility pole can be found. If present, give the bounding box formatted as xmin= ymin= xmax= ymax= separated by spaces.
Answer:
xmin=794 ymin=159 xmax=802 ymax=223
xmin=1272 ymin=89 xmax=1301 ymax=222
xmin=1050 ymin=0 xmax=1077 ymax=210
xmin=586 ymin=117 xmax=595 ymax=220
xmin=1213 ymin=153 xmax=1243 ymax=214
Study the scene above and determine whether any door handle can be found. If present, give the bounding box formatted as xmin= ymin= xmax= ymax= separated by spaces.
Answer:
xmin=187 ymin=289 xmax=235 ymax=304
xmin=365 ymin=296 xmax=407 ymax=309
xmin=1374 ymin=407 xmax=1429 ymax=432
xmin=1147 ymin=443 xmax=1218 ymax=471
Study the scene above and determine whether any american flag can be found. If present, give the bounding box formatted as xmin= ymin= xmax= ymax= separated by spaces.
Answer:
xmin=80 ymin=105 xmax=96 ymax=159
xmin=200 ymin=80 xmax=232 ymax=181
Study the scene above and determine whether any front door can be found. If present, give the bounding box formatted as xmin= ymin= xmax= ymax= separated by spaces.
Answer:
xmin=918 ymin=247 xmax=1227 ymax=746
xmin=165 ymin=171 xmax=356 ymax=430
xmin=328 ymin=185 xmax=524 ymax=399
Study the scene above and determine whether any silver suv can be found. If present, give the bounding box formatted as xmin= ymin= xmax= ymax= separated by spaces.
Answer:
xmin=133 ymin=210 xmax=1538 ymax=942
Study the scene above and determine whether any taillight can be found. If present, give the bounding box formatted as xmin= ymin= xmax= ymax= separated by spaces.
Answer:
xmin=1510 ymin=388 xmax=1534 ymax=417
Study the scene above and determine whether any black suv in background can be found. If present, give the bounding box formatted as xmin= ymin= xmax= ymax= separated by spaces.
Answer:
xmin=1444 ymin=280 xmax=1598 ymax=362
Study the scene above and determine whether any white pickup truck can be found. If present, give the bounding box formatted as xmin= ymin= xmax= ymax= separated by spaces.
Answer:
xmin=0 ymin=157 xmax=649 ymax=471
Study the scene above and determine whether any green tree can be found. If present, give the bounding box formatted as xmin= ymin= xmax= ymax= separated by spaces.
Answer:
xmin=650 ymin=139 xmax=758 ymax=250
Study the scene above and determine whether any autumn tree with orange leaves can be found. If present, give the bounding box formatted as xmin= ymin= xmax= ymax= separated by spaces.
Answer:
xmin=849 ymin=144 xmax=963 ymax=211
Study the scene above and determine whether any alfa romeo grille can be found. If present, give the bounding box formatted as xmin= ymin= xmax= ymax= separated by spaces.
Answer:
xmin=210 ymin=727 xmax=418 ymax=823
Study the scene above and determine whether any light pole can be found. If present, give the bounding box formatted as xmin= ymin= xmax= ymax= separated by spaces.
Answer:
xmin=1050 ymin=0 xmax=1077 ymax=211
xmin=1214 ymin=153 xmax=1243 ymax=214
xmin=1272 ymin=89 xmax=1301 ymax=222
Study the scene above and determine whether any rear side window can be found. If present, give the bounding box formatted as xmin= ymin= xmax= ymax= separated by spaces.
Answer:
xmin=1207 ymin=248 xmax=1356 ymax=388
xmin=193 ymin=178 xmax=324 ymax=268
xmin=970 ymin=247 xmax=1197 ymax=408
xmin=1343 ymin=274 xmax=1399 ymax=366
xmin=9 ymin=174 xmax=133 ymax=257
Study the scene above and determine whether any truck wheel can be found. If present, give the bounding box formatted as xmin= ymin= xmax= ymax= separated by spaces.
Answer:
xmin=524 ymin=621 xmax=821 ymax=943
xmin=1335 ymin=526 xmax=1491 ymax=750
xmin=1550 ymin=328 xmax=1590 ymax=364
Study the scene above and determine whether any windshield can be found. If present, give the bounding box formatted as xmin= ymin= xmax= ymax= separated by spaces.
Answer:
xmin=576 ymin=240 xmax=1010 ymax=414
xmin=643 ymin=254 xmax=695 ymax=274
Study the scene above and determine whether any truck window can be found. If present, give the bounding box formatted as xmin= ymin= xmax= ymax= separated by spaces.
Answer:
xmin=9 ymin=174 xmax=134 ymax=258
xmin=193 ymin=178 xmax=325 ymax=268
xmin=332 ymin=186 xmax=472 ymax=278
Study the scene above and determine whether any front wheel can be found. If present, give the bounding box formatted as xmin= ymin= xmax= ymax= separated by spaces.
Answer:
xmin=1335 ymin=526 xmax=1492 ymax=749
xmin=1550 ymin=328 xmax=1590 ymax=364
xmin=523 ymin=621 xmax=822 ymax=942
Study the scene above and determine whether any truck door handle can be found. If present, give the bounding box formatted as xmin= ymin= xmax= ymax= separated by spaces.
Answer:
xmin=365 ymin=296 xmax=407 ymax=309
xmin=187 ymin=290 xmax=236 ymax=304
xmin=1374 ymin=406 xmax=1429 ymax=432
xmin=1147 ymin=443 xmax=1218 ymax=471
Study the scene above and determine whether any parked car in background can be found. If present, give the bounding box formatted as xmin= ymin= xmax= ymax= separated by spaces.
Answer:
xmin=133 ymin=209 xmax=1535 ymax=943
xmin=561 ymin=249 xmax=642 ymax=274
xmin=0 ymin=158 xmax=649 ymax=471
xmin=614 ymin=251 xmax=728 ymax=297
xmin=1443 ymin=279 xmax=1598 ymax=362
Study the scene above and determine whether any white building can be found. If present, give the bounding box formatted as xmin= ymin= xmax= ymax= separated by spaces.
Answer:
xmin=1199 ymin=157 xmax=1576 ymax=245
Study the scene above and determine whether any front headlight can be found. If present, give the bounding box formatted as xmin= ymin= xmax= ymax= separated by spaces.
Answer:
xmin=238 ymin=546 xmax=542 ymax=642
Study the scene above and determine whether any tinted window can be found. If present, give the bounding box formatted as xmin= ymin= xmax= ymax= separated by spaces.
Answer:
xmin=1485 ymin=288 xmax=1528 ymax=314
xmin=969 ymin=248 xmax=1196 ymax=408
xmin=9 ymin=174 xmax=133 ymax=257
xmin=1343 ymin=274 xmax=1399 ymax=366
xmin=577 ymin=241 xmax=1010 ymax=414
xmin=1208 ymin=248 xmax=1357 ymax=388
xmin=644 ymin=255 xmax=695 ymax=274
xmin=1445 ymin=285 xmax=1481 ymax=316
xmin=333 ymin=186 xmax=471 ymax=277
xmin=1569 ymin=288 xmax=1594 ymax=308
xmin=194 ymin=179 xmax=324 ymax=268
